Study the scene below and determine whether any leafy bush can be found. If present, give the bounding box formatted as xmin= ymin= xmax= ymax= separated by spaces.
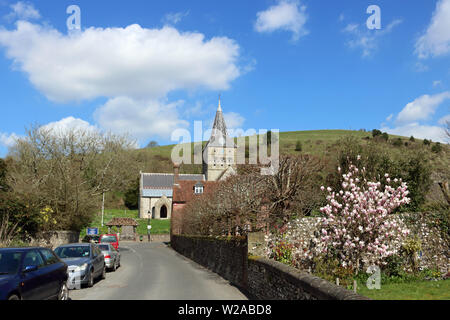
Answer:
xmin=431 ymin=142 xmax=442 ymax=153
xmin=393 ymin=138 xmax=403 ymax=147
xmin=295 ymin=140 xmax=302 ymax=152
xmin=410 ymin=136 xmax=415 ymax=142
xmin=270 ymin=240 xmax=294 ymax=266
xmin=372 ymin=129 xmax=382 ymax=137
xmin=423 ymin=139 xmax=431 ymax=146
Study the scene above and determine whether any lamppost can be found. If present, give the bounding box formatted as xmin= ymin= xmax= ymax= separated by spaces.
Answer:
xmin=147 ymin=211 xmax=151 ymax=242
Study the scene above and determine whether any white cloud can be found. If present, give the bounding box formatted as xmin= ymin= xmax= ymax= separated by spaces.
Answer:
xmin=414 ymin=62 xmax=429 ymax=72
xmin=162 ymin=11 xmax=189 ymax=25
xmin=0 ymin=132 xmax=20 ymax=147
xmin=0 ymin=22 xmax=241 ymax=103
xmin=381 ymin=92 xmax=450 ymax=143
xmin=415 ymin=0 xmax=450 ymax=58
xmin=0 ymin=18 xmax=245 ymax=143
xmin=254 ymin=0 xmax=308 ymax=41
xmin=5 ymin=1 xmax=40 ymax=21
xmin=40 ymin=117 xmax=99 ymax=135
xmin=343 ymin=19 xmax=402 ymax=57
xmin=224 ymin=112 xmax=245 ymax=130
xmin=396 ymin=92 xmax=450 ymax=124
xmin=381 ymin=123 xmax=447 ymax=143
xmin=438 ymin=114 xmax=450 ymax=125
xmin=386 ymin=114 xmax=393 ymax=122
xmin=433 ymin=80 xmax=442 ymax=87
xmin=94 ymin=97 xmax=189 ymax=141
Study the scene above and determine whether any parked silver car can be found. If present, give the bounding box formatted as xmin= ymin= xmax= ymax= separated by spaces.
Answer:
xmin=97 ymin=244 xmax=120 ymax=272
xmin=54 ymin=243 xmax=106 ymax=289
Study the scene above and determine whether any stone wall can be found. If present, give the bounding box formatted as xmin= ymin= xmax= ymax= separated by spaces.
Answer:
xmin=171 ymin=235 xmax=248 ymax=288
xmin=248 ymin=256 xmax=368 ymax=300
xmin=171 ymin=234 xmax=368 ymax=300
xmin=30 ymin=231 xmax=80 ymax=249
xmin=258 ymin=214 xmax=449 ymax=274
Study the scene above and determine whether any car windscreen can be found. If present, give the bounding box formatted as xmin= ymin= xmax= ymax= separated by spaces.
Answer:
xmin=100 ymin=236 xmax=117 ymax=243
xmin=98 ymin=244 xmax=110 ymax=251
xmin=54 ymin=246 xmax=91 ymax=258
xmin=0 ymin=251 xmax=22 ymax=275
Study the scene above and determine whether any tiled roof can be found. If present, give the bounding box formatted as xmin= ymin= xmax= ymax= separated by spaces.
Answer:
xmin=106 ymin=218 xmax=138 ymax=226
xmin=173 ymin=180 xmax=218 ymax=203
xmin=142 ymin=173 xmax=205 ymax=189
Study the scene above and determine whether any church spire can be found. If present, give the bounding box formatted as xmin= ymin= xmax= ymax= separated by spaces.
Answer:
xmin=206 ymin=96 xmax=228 ymax=147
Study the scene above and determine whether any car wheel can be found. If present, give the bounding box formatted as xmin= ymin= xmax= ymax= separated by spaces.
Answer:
xmin=101 ymin=266 xmax=106 ymax=279
xmin=58 ymin=282 xmax=69 ymax=300
xmin=112 ymin=259 xmax=117 ymax=272
xmin=8 ymin=294 xmax=20 ymax=300
xmin=87 ymin=270 xmax=94 ymax=287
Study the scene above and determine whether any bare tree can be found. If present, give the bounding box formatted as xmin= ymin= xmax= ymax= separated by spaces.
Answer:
xmin=264 ymin=154 xmax=324 ymax=227
xmin=6 ymin=126 xmax=137 ymax=231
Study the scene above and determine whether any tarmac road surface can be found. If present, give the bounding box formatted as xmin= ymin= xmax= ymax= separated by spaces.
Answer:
xmin=69 ymin=241 xmax=248 ymax=300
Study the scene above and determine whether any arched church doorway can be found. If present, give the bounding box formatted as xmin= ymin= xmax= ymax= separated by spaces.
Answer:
xmin=160 ymin=205 xmax=168 ymax=219
xmin=152 ymin=207 xmax=155 ymax=219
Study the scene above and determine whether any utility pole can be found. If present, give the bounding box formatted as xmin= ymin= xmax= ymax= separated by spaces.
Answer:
xmin=101 ymin=192 xmax=105 ymax=227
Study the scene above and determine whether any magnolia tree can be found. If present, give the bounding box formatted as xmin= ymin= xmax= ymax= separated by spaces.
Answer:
xmin=315 ymin=161 xmax=411 ymax=272
xmin=266 ymin=159 xmax=411 ymax=274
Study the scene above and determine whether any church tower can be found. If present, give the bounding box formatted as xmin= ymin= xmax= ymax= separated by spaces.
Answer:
xmin=202 ymin=98 xmax=237 ymax=181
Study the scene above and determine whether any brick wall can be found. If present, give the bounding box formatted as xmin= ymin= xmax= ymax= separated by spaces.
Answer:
xmin=171 ymin=235 xmax=248 ymax=289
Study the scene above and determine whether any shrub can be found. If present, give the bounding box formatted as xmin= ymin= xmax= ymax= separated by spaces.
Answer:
xmin=393 ymin=138 xmax=403 ymax=147
xmin=410 ymin=136 xmax=415 ymax=142
xmin=423 ymin=139 xmax=431 ymax=146
xmin=431 ymin=142 xmax=442 ymax=153
xmin=372 ymin=129 xmax=382 ymax=137
xmin=381 ymin=132 xmax=389 ymax=141
xmin=295 ymin=140 xmax=302 ymax=152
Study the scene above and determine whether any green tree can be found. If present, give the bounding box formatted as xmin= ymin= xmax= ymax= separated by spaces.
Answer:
xmin=124 ymin=178 xmax=139 ymax=210
xmin=372 ymin=129 xmax=382 ymax=137
xmin=295 ymin=140 xmax=302 ymax=152
xmin=431 ymin=142 xmax=442 ymax=153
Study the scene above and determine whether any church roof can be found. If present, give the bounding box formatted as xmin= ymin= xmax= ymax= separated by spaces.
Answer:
xmin=142 ymin=173 xmax=205 ymax=189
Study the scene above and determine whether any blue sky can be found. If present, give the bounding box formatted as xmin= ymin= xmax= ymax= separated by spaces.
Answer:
xmin=0 ymin=0 xmax=449 ymax=156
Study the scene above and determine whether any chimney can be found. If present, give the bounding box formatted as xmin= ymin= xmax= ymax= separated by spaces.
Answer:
xmin=173 ymin=163 xmax=180 ymax=186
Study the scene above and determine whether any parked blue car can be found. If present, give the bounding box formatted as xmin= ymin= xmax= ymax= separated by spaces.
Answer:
xmin=0 ymin=247 xmax=69 ymax=300
xmin=54 ymin=243 xmax=106 ymax=289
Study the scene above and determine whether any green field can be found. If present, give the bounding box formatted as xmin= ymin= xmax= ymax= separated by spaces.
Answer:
xmin=357 ymin=280 xmax=450 ymax=300
xmin=80 ymin=209 xmax=170 ymax=237
xmin=131 ymin=129 xmax=449 ymax=175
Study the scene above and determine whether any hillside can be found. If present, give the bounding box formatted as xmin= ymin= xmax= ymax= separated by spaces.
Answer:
xmin=105 ymin=129 xmax=449 ymax=208
xmin=133 ymin=129 xmax=449 ymax=173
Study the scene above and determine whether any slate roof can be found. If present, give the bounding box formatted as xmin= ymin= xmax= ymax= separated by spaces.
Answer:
xmin=106 ymin=218 xmax=138 ymax=226
xmin=142 ymin=173 xmax=205 ymax=189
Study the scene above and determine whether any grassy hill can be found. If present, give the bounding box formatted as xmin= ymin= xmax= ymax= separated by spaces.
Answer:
xmin=104 ymin=129 xmax=449 ymax=209
xmin=132 ymin=129 xmax=449 ymax=172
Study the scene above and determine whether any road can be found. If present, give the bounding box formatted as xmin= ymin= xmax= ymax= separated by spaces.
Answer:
xmin=69 ymin=241 xmax=248 ymax=300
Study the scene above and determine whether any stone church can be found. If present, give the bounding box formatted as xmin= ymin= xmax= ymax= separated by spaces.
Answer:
xmin=139 ymin=98 xmax=237 ymax=219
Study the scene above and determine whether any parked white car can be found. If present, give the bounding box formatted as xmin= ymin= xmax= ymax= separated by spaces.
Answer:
xmin=98 ymin=244 xmax=120 ymax=272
